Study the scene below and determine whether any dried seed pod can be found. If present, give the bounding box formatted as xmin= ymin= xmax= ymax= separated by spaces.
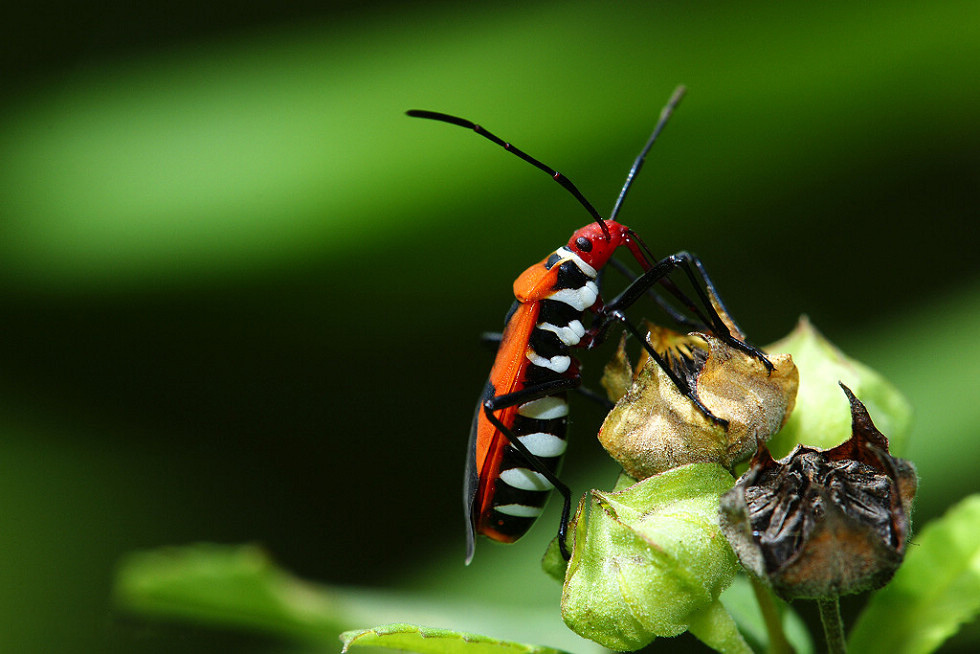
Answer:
xmin=719 ymin=383 xmax=917 ymax=600
xmin=600 ymin=331 xmax=634 ymax=404
xmin=598 ymin=325 xmax=798 ymax=479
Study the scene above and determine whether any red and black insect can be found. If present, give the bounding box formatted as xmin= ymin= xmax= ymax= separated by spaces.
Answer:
xmin=407 ymin=87 xmax=771 ymax=563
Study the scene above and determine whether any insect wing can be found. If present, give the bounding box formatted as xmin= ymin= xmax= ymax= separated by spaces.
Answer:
xmin=463 ymin=389 xmax=490 ymax=565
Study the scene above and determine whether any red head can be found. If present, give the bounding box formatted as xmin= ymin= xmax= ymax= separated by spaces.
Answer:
xmin=565 ymin=219 xmax=651 ymax=272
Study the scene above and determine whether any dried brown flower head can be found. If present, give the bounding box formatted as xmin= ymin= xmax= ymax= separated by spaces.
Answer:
xmin=598 ymin=324 xmax=798 ymax=479
xmin=719 ymin=383 xmax=917 ymax=600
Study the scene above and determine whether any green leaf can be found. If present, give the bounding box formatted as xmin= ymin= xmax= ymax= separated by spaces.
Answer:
xmin=766 ymin=318 xmax=912 ymax=457
xmin=114 ymin=543 xmax=347 ymax=643
xmin=114 ymin=543 xmax=599 ymax=652
xmin=848 ymin=494 xmax=980 ymax=654
xmin=340 ymin=624 xmax=569 ymax=654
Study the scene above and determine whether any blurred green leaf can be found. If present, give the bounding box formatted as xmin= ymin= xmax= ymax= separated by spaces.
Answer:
xmin=0 ymin=1 xmax=976 ymax=291
xmin=767 ymin=317 xmax=912 ymax=457
xmin=340 ymin=624 xmax=568 ymax=654
xmin=115 ymin=543 xmax=346 ymax=643
xmin=114 ymin=543 xmax=603 ymax=653
xmin=847 ymin=495 xmax=980 ymax=654
xmin=843 ymin=283 xmax=980 ymax=521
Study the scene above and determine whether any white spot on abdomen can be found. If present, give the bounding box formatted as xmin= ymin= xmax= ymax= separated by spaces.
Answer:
xmin=526 ymin=351 xmax=571 ymax=373
xmin=495 ymin=504 xmax=544 ymax=518
xmin=518 ymin=432 xmax=567 ymax=458
xmin=538 ymin=319 xmax=586 ymax=346
xmin=517 ymin=396 xmax=569 ymax=420
xmin=500 ymin=468 xmax=555 ymax=491
xmin=549 ymin=281 xmax=598 ymax=311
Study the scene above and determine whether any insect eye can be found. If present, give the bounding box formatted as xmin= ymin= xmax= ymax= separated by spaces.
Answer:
xmin=575 ymin=236 xmax=593 ymax=252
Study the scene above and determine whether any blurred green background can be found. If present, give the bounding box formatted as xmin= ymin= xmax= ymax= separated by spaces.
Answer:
xmin=1 ymin=0 xmax=977 ymax=651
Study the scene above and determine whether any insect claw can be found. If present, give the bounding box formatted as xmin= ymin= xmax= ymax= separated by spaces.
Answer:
xmin=698 ymin=402 xmax=730 ymax=429
xmin=731 ymin=339 xmax=774 ymax=374
xmin=558 ymin=532 xmax=572 ymax=561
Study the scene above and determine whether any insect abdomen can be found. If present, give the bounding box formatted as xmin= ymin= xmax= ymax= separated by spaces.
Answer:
xmin=475 ymin=248 xmax=599 ymax=542
xmin=479 ymin=394 xmax=569 ymax=541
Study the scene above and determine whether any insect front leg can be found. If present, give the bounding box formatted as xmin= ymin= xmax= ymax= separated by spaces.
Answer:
xmin=601 ymin=308 xmax=727 ymax=427
xmin=605 ymin=252 xmax=773 ymax=372
xmin=607 ymin=257 xmax=706 ymax=332
xmin=666 ymin=252 xmax=773 ymax=372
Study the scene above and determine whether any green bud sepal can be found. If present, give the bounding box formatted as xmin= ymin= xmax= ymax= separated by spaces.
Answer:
xmin=766 ymin=317 xmax=912 ymax=456
xmin=556 ymin=463 xmax=750 ymax=653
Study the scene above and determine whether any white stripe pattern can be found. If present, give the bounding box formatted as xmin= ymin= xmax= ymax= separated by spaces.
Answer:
xmin=499 ymin=468 xmax=555 ymax=491
xmin=517 ymin=432 xmax=567 ymax=458
xmin=526 ymin=351 xmax=572 ymax=373
xmin=548 ymin=281 xmax=599 ymax=311
xmin=517 ymin=396 xmax=569 ymax=420
xmin=537 ymin=319 xmax=585 ymax=346
xmin=494 ymin=504 xmax=544 ymax=518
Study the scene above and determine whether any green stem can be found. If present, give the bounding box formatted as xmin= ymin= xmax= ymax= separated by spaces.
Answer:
xmin=817 ymin=597 xmax=846 ymax=654
xmin=748 ymin=575 xmax=793 ymax=654
xmin=687 ymin=599 xmax=753 ymax=654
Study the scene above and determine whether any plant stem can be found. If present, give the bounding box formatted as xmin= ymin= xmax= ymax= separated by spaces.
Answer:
xmin=687 ymin=599 xmax=754 ymax=654
xmin=817 ymin=597 xmax=846 ymax=654
xmin=748 ymin=575 xmax=792 ymax=654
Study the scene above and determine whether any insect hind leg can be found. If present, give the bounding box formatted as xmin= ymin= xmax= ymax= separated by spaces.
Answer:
xmin=484 ymin=378 xmax=579 ymax=560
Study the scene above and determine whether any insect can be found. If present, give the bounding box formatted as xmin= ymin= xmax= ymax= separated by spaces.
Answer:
xmin=407 ymin=87 xmax=771 ymax=563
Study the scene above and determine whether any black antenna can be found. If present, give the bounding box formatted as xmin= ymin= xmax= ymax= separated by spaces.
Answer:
xmin=406 ymin=109 xmax=610 ymax=239
xmin=608 ymin=85 xmax=686 ymax=222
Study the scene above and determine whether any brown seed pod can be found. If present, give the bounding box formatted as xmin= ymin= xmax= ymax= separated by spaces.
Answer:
xmin=597 ymin=325 xmax=798 ymax=479
xmin=719 ymin=383 xmax=917 ymax=600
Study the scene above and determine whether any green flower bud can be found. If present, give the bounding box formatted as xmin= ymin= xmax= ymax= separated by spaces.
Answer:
xmin=719 ymin=384 xmax=917 ymax=600
xmin=560 ymin=463 xmax=742 ymax=651
xmin=766 ymin=317 xmax=912 ymax=457
xmin=598 ymin=325 xmax=798 ymax=479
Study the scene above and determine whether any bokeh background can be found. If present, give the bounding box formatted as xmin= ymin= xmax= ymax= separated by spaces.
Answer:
xmin=1 ymin=0 xmax=977 ymax=651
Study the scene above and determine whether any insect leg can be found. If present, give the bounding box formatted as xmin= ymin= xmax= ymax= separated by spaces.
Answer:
xmin=480 ymin=331 xmax=503 ymax=353
xmin=605 ymin=252 xmax=772 ymax=371
xmin=668 ymin=252 xmax=773 ymax=370
xmin=607 ymin=257 xmax=707 ymax=332
xmin=574 ymin=385 xmax=615 ymax=412
xmin=602 ymin=308 xmax=727 ymax=426
xmin=479 ymin=332 xmax=612 ymax=409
